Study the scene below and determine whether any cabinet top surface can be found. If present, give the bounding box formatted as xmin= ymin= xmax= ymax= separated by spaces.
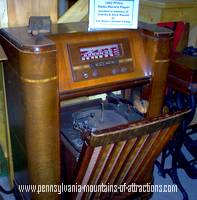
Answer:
xmin=141 ymin=0 xmax=197 ymax=8
xmin=0 ymin=22 xmax=173 ymax=53
xmin=0 ymin=22 xmax=89 ymax=52
xmin=171 ymin=53 xmax=197 ymax=71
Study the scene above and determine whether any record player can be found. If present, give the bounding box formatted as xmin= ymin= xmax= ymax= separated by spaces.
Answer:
xmin=0 ymin=22 xmax=173 ymax=200
xmin=61 ymin=94 xmax=144 ymax=155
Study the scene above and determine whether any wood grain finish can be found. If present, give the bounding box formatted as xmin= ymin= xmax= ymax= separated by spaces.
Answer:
xmin=50 ymin=30 xmax=148 ymax=95
xmin=142 ymin=26 xmax=173 ymax=117
xmin=7 ymin=0 xmax=57 ymax=27
xmin=48 ymin=23 xmax=173 ymax=112
xmin=0 ymin=31 xmax=60 ymax=199
xmin=0 ymin=22 xmax=173 ymax=200
xmin=57 ymin=0 xmax=88 ymax=23
xmin=168 ymin=52 xmax=197 ymax=94
xmin=85 ymin=111 xmax=188 ymax=147
xmin=139 ymin=0 xmax=197 ymax=24
xmin=58 ymin=0 xmax=197 ymax=25
xmin=64 ymin=110 xmax=190 ymax=200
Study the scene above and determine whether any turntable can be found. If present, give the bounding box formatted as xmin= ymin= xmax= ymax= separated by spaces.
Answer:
xmin=61 ymin=94 xmax=143 ymax=154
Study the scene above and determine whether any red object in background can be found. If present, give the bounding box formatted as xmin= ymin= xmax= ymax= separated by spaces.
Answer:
xmin=158 ymin=22 xmax=186 ymax=51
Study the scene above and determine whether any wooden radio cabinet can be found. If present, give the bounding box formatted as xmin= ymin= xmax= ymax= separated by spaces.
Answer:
xmin=0 ymin=22 xmax=182 ymax=200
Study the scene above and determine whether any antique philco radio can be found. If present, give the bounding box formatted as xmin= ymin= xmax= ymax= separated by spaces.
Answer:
xmin=0 ymin=22 xmax=186 ymax=200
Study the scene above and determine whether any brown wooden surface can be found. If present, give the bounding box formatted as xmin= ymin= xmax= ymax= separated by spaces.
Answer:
xmin=139 ymin=0 xmax=197 ymax=24
xmin=7 ymin=0 xmax=57 ymax=27
xmin=63 ymin=110 xmax=189 ymax=200
xmin=168 ymin=53 xmax=197 ymax=94
xmin=0 ymin=22 xmax=174 ymax=199
xmin=141 ymin=24 xmax=173 ymax=117
xmin=0 ymin=27 xmax=55 ymax=52
xmin=0 ymin=31 xmax=60 ymax=200
xmin=50 ymin=30 xmax=147 ymax=94
xmin=140 ymin=0 xmax=197 ymax=8
xmin=87 ymin=110 xmax=189 ymax=146
xmin=57 ymin=0 xmax=88 ymax=23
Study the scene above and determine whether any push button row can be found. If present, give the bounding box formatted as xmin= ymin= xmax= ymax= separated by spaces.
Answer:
xmin=81 ymin=67 xmax=128 ymax=79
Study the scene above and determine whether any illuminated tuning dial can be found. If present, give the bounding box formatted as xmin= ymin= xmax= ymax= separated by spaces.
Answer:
xmin=80 ymin=44 xmax=120 ymax=61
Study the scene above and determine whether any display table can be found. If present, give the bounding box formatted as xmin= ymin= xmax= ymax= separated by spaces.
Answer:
xmin=168 ymin=53 xmax=197 ymax=94
xmin=139 ymin=0 xmax=197 ymax=24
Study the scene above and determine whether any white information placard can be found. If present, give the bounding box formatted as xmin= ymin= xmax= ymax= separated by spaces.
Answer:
xmin=88 ymin=0 xmax=139 ymax=31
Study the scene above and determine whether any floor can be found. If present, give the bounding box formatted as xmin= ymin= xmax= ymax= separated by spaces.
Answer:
xmin=151 ymin=132 xmax=197 ymax=200
xmin=152 ymin=167 xmax=197 ymax=200
xmin=0 ymin=177 xmax=15 ymax=200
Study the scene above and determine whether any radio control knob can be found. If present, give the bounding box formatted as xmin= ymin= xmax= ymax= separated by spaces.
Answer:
xmin=112 ymin=68 xmax=118 ymax=75
xmin=92 ymin=70 xmax=99 ymax=77
xmin=82 ymin=72 xmax=89 ymax=79
xmin=120 ymin=67 xmax=128 ymax=73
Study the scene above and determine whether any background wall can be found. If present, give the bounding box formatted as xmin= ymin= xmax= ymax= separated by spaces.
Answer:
xmin=0 ymin=0 xmax=58 ymax=28
xmin=0 ymin=0 xmax=8 ymax=28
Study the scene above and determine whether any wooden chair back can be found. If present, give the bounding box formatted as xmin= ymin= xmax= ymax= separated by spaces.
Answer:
xmin=64 ymin=110 xmax=190 ymax=200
